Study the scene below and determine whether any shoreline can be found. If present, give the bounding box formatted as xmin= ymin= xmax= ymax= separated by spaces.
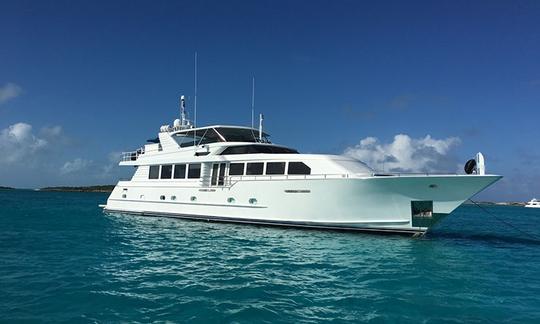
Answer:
xmin=38 ymin=185 xmax=115 ymax=193
xmin=0 ymin=186 xmax=531 ymax=205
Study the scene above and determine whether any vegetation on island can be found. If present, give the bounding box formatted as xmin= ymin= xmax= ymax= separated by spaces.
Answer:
xmin=39 ymin=185 xmax=115 ymax=193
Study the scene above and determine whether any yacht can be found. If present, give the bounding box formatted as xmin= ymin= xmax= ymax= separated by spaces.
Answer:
xmin=102 ymin=96 xmax=501 ymax=235
xmin=525 ymin=199 xmax=540 ymax=208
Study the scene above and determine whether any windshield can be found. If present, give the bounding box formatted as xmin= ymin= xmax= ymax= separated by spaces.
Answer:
xmin=215 ymin=127 xmax=270 ymax=143
xmin=174 ymin=128 xmax=224 ymax=148
xmin=220 ymin=145 xmax=298 ymax=155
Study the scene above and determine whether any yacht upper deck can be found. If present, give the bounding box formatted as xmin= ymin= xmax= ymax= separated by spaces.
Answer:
xmin=120 ymin=125 xmax=289 ymax=163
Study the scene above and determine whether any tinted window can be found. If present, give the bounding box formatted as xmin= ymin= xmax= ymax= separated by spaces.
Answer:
xmin=188 ymin=164 xmax=201 ymax=178
xmin=174 ymin=128 xmax=223 ymax=148
xmin=211 ymin=164 xmax=219 ymax=186
xmin=149 ymin=165 xmax=160 ymax=179
xmin=174 ymin=164 xmax=186 ymax=179
xmin=220 ymin=145 xmax=298 ymax=155
xmin=288 ymin=162 xmax=311 ymax=175
xmin=218 ymin=163 xmax=226 ymax=186
xmin=266 ymin=162 xmax=285 ymax=175
xmin=215 ymin=127 xmax=269 ymax=143
xmin=161 ymin=165 xmax=172 ymax=179
xmin=246 ymin=162 xmax=264 ymax=175
xmin=229 ymin=163 xmax=244 ymax=175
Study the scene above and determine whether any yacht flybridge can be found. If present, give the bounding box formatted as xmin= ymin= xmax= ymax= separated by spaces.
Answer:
xmin=102 ymin=96 xmax=501 ymax=235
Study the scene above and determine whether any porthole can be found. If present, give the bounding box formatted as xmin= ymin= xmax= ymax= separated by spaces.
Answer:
xmin=171 ymin=195 xmax=177 ymax=201
xmin=190 ymin=196 xmax=197 ymax=202
xmin=249 ymin=198 xmax=257 ymax=205
xmin=122 ymin=194 xmax=127 ymax=199
xmin=160 ymin=195 xmax=166 ymax=200
xmin=227 ymin=197 xmax=235 ymax=203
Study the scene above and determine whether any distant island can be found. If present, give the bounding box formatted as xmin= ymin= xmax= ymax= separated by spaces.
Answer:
xmin=0 ymin=186 xmax=15 ymax=190
xmin=39 ymin=185 xmax=115 ymax=193
xmin=463 ymin=201 xmax=526 ymax=207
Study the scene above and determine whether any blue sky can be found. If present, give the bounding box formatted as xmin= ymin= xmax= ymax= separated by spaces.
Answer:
xmin=1 ymin=0 xmax=539 ymax=201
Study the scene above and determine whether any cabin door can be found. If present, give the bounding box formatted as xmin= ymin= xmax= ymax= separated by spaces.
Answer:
xmin=211 ymin=163 xmax=227 ymax=186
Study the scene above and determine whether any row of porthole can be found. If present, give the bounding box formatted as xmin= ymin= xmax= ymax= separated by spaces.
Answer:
xmin=122 ymin=192 xmax=257 ymax=205
xmin=155 ymin=195 xmax=257 ymax=205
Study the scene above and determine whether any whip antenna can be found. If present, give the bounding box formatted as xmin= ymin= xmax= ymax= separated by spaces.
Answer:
xmin=193 ymin=51 xmax=198 ymax=148
xmin=251 ymin=77 xmax=255 ymax=128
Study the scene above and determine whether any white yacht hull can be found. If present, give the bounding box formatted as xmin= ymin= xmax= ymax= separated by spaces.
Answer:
xmin=104 ymin=174 xmax=501 ymax=235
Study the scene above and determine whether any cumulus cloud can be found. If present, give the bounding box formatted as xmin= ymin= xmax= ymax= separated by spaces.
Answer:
xmin=101 ymin=151 xmax=121 ymax=175
xmin=344 ymin=134 xmax=461 ymax=173
xmin=0 ymin=123 xmax=50 ymax=164
xmin=60 ymin=158 xmax=92 ymax=175
xmin=0 ymin=83 xmax=22 ymax=104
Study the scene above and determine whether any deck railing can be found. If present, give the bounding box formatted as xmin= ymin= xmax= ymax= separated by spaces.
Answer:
xmin=120 ymin=148 xmax=144 ymax=162
xmin=224 ymin=172 xmax=459 ymax=183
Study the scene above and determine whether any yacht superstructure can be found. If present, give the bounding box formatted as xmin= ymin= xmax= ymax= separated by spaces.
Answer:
xmin=102 ymin=97 xmax=501 ymax=235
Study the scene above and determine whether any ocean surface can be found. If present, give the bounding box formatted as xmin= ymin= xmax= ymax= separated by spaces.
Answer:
xmin=1 ymin=190 xmax=540 ymax=323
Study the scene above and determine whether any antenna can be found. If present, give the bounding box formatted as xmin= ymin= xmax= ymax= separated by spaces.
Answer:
xmin=259 ymin=113 xmax=264 ymax=141
xmin=251 ymin=77 xmax=255 ymax=129
xmin=193 ymin=51 xmax=198 ymax=148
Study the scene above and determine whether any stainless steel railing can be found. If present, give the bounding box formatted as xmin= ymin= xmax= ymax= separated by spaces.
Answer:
xmin=120 ymin=148 xmax=144 ymax=162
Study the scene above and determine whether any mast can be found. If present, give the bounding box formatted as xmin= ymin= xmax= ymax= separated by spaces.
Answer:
xmin=180 ymin=95 xmax=186 ymax=126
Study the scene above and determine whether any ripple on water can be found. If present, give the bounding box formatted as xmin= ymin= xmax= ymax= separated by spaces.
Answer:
xmin=1 ymin=191 xmax=540 ymax=322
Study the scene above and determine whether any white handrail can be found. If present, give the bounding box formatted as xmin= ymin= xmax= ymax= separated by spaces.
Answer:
xmin=120 ymin=148 xmax=145 ymax=162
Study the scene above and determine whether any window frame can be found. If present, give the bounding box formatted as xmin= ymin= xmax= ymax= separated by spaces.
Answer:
xmin=160 ymin=164 xmax=173 ymax=179
xmin=287 ymin=162 xmax=311 ymax=175
xmin=246 ymin=162 xmax=264 ymax=175
xmin=149 ymin=165 xmax=160 ymax=179
xmin=266 ymin=162 xmax=286 ymax=175
xmin=229 ymin=163 xmax=245 ymax=176
xmin=187 ymin=163 xmax=201 ymax=179
xmin=173 ymin=164 xmax=187 ymax=179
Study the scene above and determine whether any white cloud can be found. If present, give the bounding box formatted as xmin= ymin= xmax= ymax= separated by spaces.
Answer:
xmin=60 ymin=158 xmax=92 ymax=175
xmin=344 ymin=134 xmax=461 ymax=173
xmin=100 ymin=151 xmax=121 ymax=174
xmin=0 ymin=83 xmax=23 ymax=104
xmin=0 ymin=123 xmax=49 ymax=164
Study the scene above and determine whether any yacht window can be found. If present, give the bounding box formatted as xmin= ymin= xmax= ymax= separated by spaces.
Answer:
xmin=174 ymin=164 xmax=186 ymax=179
xmin=188 ymin=163 xmax=201 ymax=178
xmin=229 ymin=163 xmax=245 ymax=176
xmin=246 ymin=162 xmax=264 ymax=175
xmin=161 ymin=165 xmax=173 ymax=179
xmin=149 ymin=165 xmax=160 ymax=179
xmin=266 ymin=162 xmax=285 ymax=175
xmin=220 ymin=145 xmax=298 ymax=155
xmin=211 ymin=164 xmax=219 ymax=186
xmin=174 ymin=128 xmax=223 ymax=148
xmin=215 ymin=127 xmax=270 ymax=143
xmin=288 ymin=162 xmax=311 ymax=175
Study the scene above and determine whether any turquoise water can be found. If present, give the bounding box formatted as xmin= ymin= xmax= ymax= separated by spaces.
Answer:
xmin=1 ymin=190 xmax=540 ymax=323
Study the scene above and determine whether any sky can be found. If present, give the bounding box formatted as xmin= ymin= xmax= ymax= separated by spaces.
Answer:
xmin=1 ymin=0 xmax=539 ymax=201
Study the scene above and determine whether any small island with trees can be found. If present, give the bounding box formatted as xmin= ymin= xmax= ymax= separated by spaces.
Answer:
xmin=39 ymin=185 xmax=115 ymax=192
